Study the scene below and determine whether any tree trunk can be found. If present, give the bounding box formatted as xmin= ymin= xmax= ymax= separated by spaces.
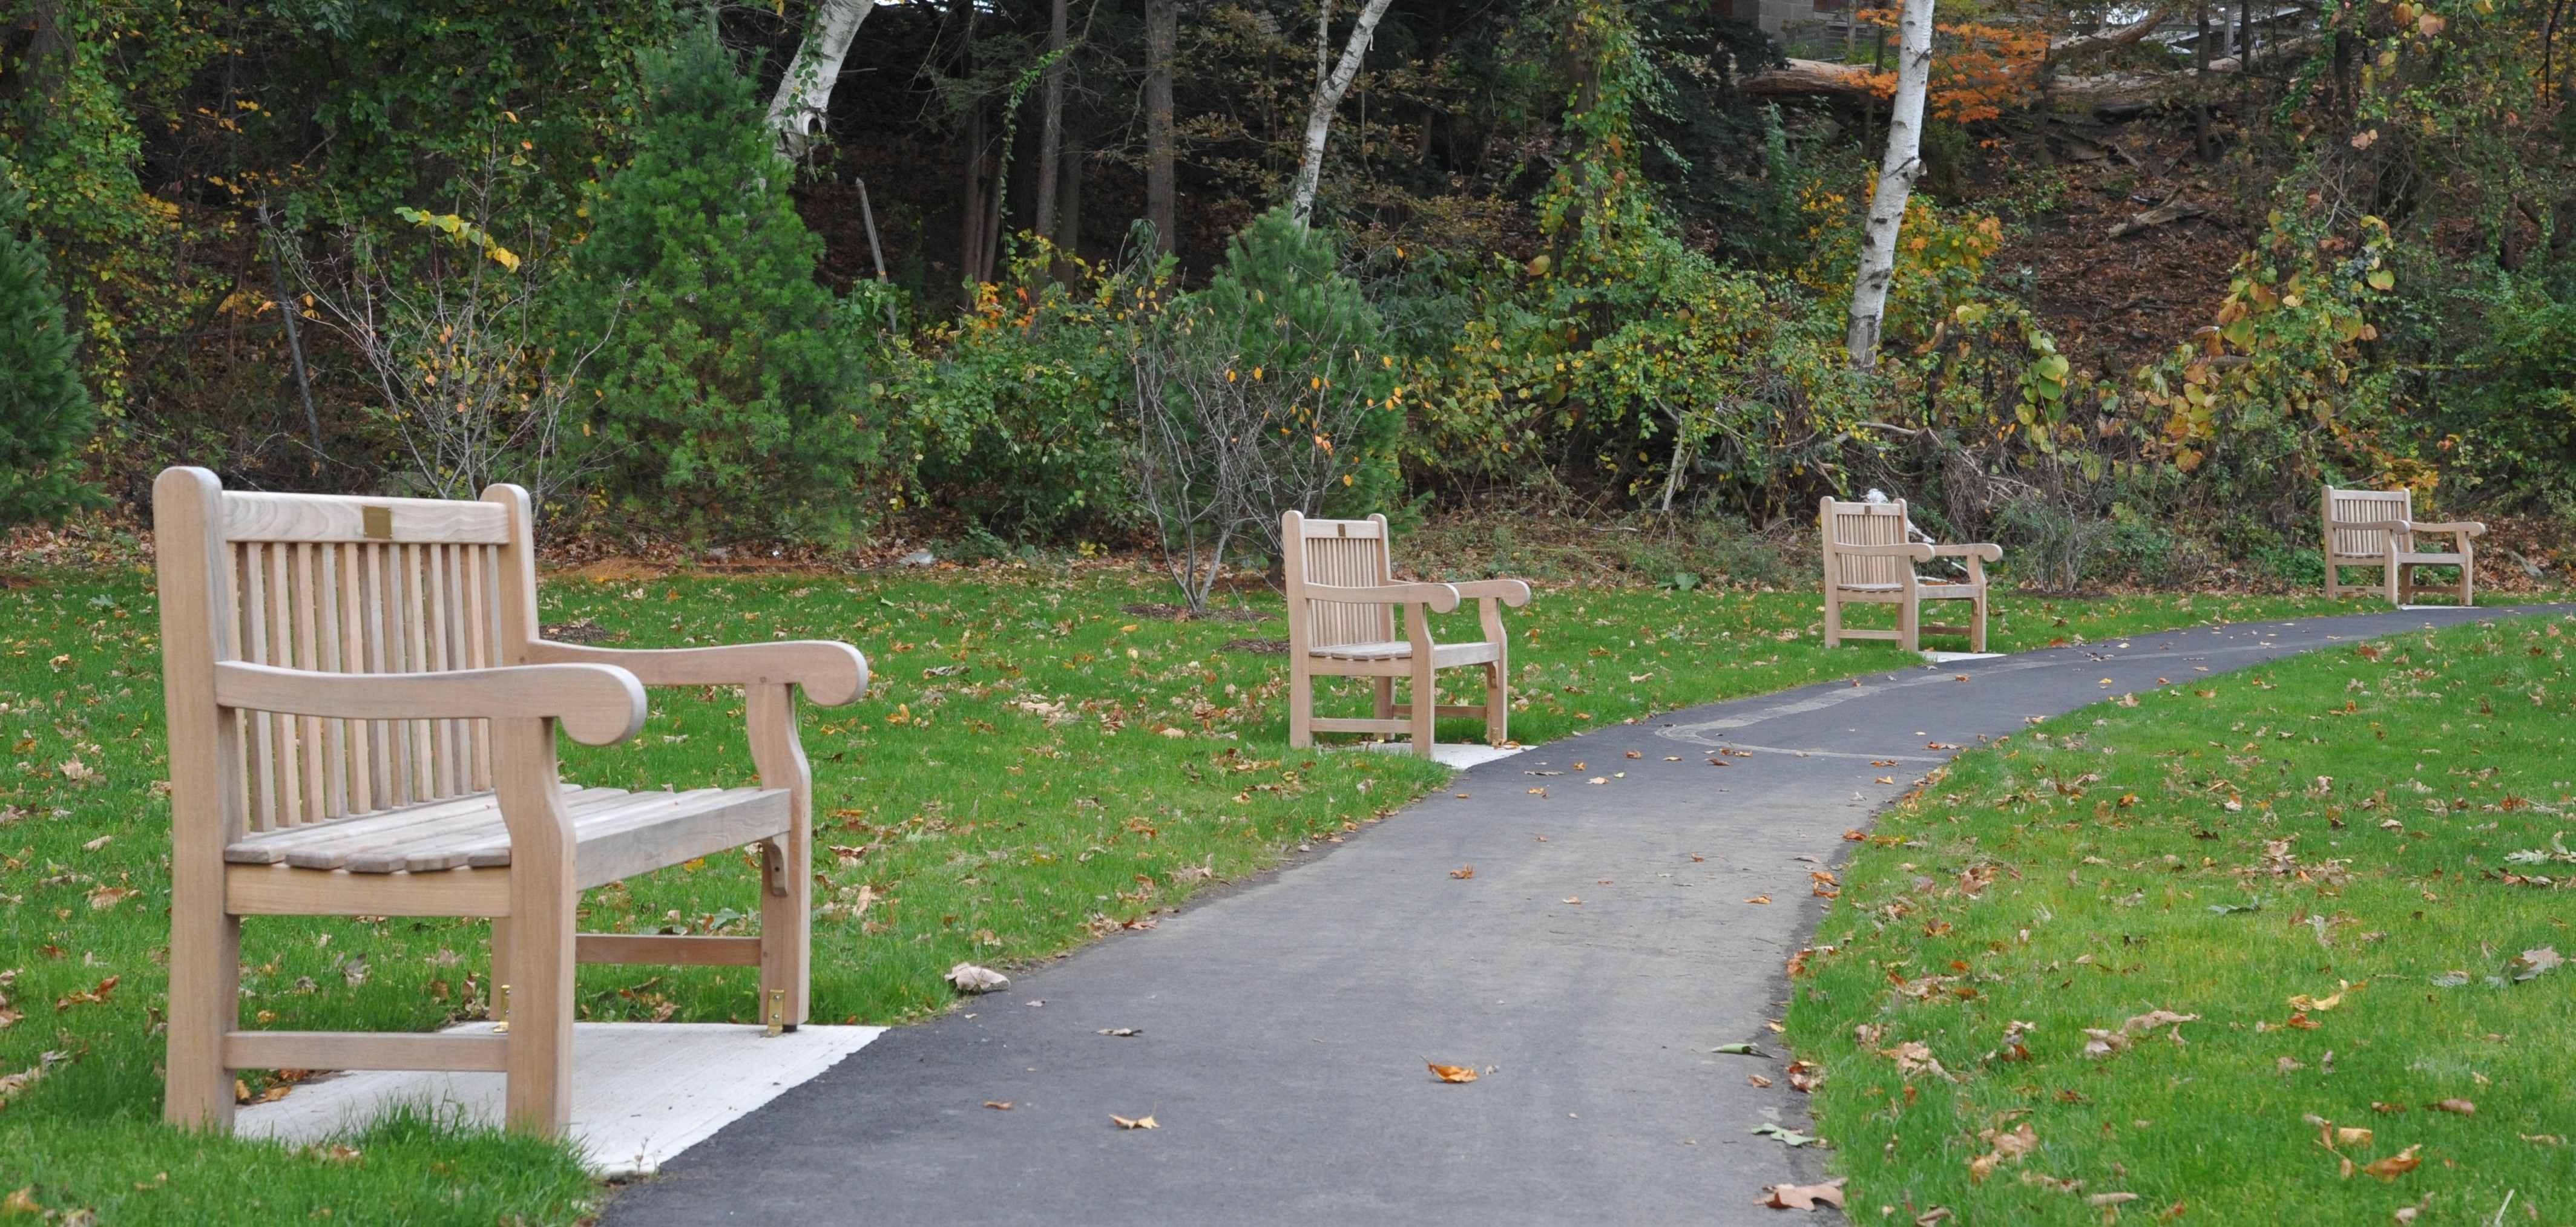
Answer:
xmin=766 ymin=0 xmax=876 ymax=156
xmin=1845 ymin=0 xmax=1936 ymax=368
xmin=1056 ymin=142 xmax=1085 ymax=267
xmin=1288 ymin=0 xmax=1399 ymax=225
xmin=961 ymin=105 xmax=990 ymax=284
xmin=1145 ymin=0 xmax=1177 ymax=255
xmin=1033 ymin=0 xmax=1071 ymax=237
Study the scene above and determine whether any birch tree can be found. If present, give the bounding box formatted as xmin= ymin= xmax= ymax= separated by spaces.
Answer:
xmin=1845 ymin=0 xmax=1936 ymax=367
xmin=766 ymin=0 xmax=876 ymax=156
xmin=1287 ymin=0 xmax=1399 ymax=224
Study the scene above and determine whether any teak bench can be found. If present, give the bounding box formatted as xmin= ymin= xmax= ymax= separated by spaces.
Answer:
xmin=1819 ymin=496 xmax=2000 ymax=654
xmin=154 ymin=468 xmax=866 ymax=1136
xmin=2322 ymin=486 xmax=2485 ymax=606
xmin=1281 ymin=511 xmax=1530 ymax=757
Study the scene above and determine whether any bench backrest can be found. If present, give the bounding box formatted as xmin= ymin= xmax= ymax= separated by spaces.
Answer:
xmin=156 ymin=469 xmax=541 ymax=836
xmin=1282 ymin=511 xmax=1396 ymax=649
xmin=1821 ymin=497 xmax=1910 ymax=589
xmin=2325 ymin=487 xmax=2412 ymax=559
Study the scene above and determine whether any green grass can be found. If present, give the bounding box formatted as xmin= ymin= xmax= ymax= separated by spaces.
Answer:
xmin=1787 ymin=615 xmax=2576 ymax=1226
xmin=0 ymin=557 xmax=2410 ymax=1220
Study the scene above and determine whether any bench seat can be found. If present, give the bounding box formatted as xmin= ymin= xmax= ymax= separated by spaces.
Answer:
xmin=224 ymin=784 xmax=789 ymax=889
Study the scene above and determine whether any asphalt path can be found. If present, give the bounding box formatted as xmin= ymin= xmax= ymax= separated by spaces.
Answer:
xmin=603 ymin=602 xmax=2563 ymax=1226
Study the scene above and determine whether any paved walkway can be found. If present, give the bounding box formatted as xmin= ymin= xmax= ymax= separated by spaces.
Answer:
xmin=603 ymin=603 xmax=2558 ymax=1226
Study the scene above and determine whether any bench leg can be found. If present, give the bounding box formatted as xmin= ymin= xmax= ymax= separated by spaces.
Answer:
xmin=748 ymin=684 xmax=811 ymax=1029
xmin=1410 ymin=659 xmax=1436 ymax=757
xmin=1969 ymin=592 xmax=1988 ymax=654
xmin=1373 ymin=676 xmax=1395 ymax=723
xmin=2385 ymin=557 xmax=2402 ymax=606
xmin=1484 ymin=658 xmax=1508 ymax=747
xmin=1898 ymin=595 xmax=1919 ymax=655
xmin=1822 ymin=593 xmax=1842 ymax=649
xmin=164 ymin=888 xmax=240 ymax=1130
xmin=1287 ymin=663 xmax=1314 ymax=749
xmin=2459 ymin=548 xmax=2476 ymax=606
xmin=496 ymin=719 xmax=576 ymax=1136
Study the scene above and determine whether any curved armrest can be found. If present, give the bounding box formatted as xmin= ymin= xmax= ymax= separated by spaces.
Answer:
xmin=1931 ymin=543 xmax=2003 ymax=563
xmin=2341 ymin=519 xmax=2413 ymax=534
xmin=1303 ymin=582 xmax=1461 ymax=614
xmin=2410 ymin=521 xmax=2486 ymax=537
xmin=525 ymin=640 xmax=869 ymax=706
xmin=213 ymin=661 xmax=646 ymax=746
xmin=1833 ymin=543 xmax=1937 ymax=561
xmin=1450 ymin=579 xmax=1533 ymax=607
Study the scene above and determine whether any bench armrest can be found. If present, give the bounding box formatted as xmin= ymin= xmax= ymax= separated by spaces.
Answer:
xmin=2340 ymin=519 xmax=2413 ymax=534
xmin=2410 ymin=521 xmax=2486 ymax=537
xmin=1449 ymin=579 xmax=1533 ymax=607
xmin=212 ymin=661 xmax=647 ymax=746
xmin=1930 ymin=543 xmax=2002 ymax=563
xmin=1832 ymin=543 xmax=1937 ymax=561
xmin=524 ymin=640 xmax=869 ymax=707
xmin=1302 ymin=582 xmax=1462 ymax=614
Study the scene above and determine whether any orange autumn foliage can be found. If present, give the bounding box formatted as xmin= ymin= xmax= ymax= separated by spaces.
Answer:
xmin=1851 ymin=10 xmax=2051 ymax=122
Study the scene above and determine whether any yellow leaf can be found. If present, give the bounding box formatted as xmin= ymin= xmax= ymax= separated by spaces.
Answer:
xmin=1427 ymin=1062 xmax=1479 ymax=1084
xmin=1110 ymin=1113 xmax=1158 ymax=1130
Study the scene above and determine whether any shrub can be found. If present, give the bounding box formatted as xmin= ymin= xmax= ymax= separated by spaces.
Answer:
xmin=555 ymin=25 xmax=876 ymax=542
xmin=0 ymin=187 xmax=100 ymax=525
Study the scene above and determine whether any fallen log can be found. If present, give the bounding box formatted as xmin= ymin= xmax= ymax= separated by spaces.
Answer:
xmin=2107 ymin=198 xmax=2210 ymax=238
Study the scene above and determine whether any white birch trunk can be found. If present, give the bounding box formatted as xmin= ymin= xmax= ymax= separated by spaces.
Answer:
xmin=1845 ymin=0 xmax=1937 ymax=368
xmin=1287 ymin=0 xmax=1398 ymax=225
xmin=767 ymin=0 xmax=876 ymax=156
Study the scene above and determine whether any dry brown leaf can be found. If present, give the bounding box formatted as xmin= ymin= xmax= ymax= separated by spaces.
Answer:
xmin=984 ymin=1101 xmax=1012 ymax=1110
xmin=1746 ymin=895 xmax=1773 ymax=905
xmin=1562 ymin=896 xmax=1583 ymax=905
xmin=2090 ymin=1193 xmax=2141 ymax=1206
xmin=53 ymin=975 xmax=116 ymax=1012
xmin=1427 ymin=1062 xmax=1479 ymax=1084
xmin=2431 ymin=1098 xmax=2475 ymax=1115
xmin=1746 ymin=1073 xmax=1773 ymax=1088
xmin=0 ymin=1189 xmax=37 ymax=1216
xmin=1450 ymin=865 xmax=1475 ymax=879
xmin=1786 ymin=1059 xmax=1822 ymax=1092
xmin=2337 ymin=1126 xmax=2374 ymax=1148
xmin=2286 ymin=992 xmax=2344 ymax=1012
xmin=1110 ymin=1113 xmax=1159 ymax=1130
xmin=1881 ymin=1041 xmax=1948 ymax=1079
xmin=2360 ymin=1144 xmax=2422 ymax=1180
xmin=1757 ymin=1178 xmax=1847 ymax=1210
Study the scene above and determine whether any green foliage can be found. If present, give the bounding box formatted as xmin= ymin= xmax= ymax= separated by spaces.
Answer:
xmin=0 ymin=186 xmax=102 ymax=525
xmin=1185 ymin=208 xmax=1401 ymax=520
xmin=901 ymin=238 xmax=1170 ymax=539
xmin=557 ymin=27 xmax=879 ymax=543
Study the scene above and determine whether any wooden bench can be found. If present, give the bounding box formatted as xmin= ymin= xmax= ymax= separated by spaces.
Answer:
xmin=155 ymin=468 xmax=866 ymax=1136
xmin=1820 ymin=496 xmax=2000 ymax=653
xmin=1282 ymin=511 xmax=1529 ymax=757
xmin=2324 ymin=486 xmax=2484 ymax=606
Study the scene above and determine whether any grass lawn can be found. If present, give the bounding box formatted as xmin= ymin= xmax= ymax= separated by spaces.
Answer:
xmin=0 ymin=553 xmax=2386 ymax=1222
xmin=1787 ymin=615 xmax=2576 ymax=1226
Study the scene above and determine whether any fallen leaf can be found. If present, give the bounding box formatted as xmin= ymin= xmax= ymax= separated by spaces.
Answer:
xmin=1842 ymin=829 xmax=1867 ymax=841
xmin=1746 ymin=895 xmax=1772 ymax=905
xmin=2361 ymin=1144 xmax=2422 ymax=1180
xmin=85 ymin=886 xmax=139 ymax=911
xmin=2277 ymin=1056 xmax=2307 ymax=1072
xmin=0 ymin=1189 xmax=36 ymax=1215
xmin=1746 ymin=1073 xmax=1773 ymax=1087
xmin=1786 ymin=1059 xmax=1822 ymax=1091
xmin=1096 ymin=1027 xmax=1142 ymax=1037
xmin=2286 ymin=992 xmax=2344 ymax=1012
xmin=946 ymin=963 xmax=1009 ymax=994
xmin=1563 ymin=896 xmax=1583 ymax=905
xmin=1875 ymin=776 xmax=1895 ymax=785
xmin=1110 ymin=1113 xmax=1158 ymax=1130
xmin=1450 ymin=866 xmax=1475 ymax=879
xmin=1428 ymin=1062 xmax=1479 ymax=1084
xmin=2090 ymin=1193 xmax=2141 ymax=1206
xmin=1711 ymin=1042 xmax=1764 ymax=1055
xmin=2431 ymin=1098 xmax=2475 ymax=1116
xmin=2506 ymin=946 xmax=2562 ymax=982
xmin=984 ymin=1101 xmax=1012 ymax=1110
xmin=1757 ymin=1179 xmax=1847 ymax=1210
xmin=1916 ymin=1208 xmax=1954 ymax=1226
xmin=2519 ymin=1133 xmax=2564 ymax=1145
xmin=54 ymin=975 xmax=116 ymax=1011
xmin=1588 ymin=776 xmax=1609 ymax=785
xmin=1882 ymin=1041 xmax=1948 ymax=1079
xmin=1750 ymin=1123 xmax=1817 ymax=1147
xmin=79 ymin=834 xmax=110 ymax=852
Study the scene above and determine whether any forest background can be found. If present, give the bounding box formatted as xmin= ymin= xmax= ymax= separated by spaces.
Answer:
xmin=5 ymin=0 xmax=2576 ymax=592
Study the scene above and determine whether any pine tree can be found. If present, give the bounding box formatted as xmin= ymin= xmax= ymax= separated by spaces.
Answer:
xmin=0 ymin=188 xmax=100 ymax=526
xmin=557 ymin=25 xmax=873 ymax=541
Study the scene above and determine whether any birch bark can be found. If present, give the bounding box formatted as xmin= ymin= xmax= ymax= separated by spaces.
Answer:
xmin=1287 ymin=0 xmax=1398 ymax=225
xmin=766 ymin=0 xmax=876 ymax=156
xmin=1845 ymin=0 xmax=1936 ymax=367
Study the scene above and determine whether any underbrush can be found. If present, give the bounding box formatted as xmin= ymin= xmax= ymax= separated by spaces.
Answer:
xmin=1789 ymin=616 xmax=2576 ymax=1225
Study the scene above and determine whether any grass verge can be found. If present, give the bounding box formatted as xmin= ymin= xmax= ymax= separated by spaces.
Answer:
xmin=1788 ymin=614 xmax=2576 ymax=1225
xmin=0 ymin=558 xmax=2397 ymax=1221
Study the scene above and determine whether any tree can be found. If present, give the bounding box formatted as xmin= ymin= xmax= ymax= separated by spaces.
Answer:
xmin=1143 ymin=0 xmax=1177 ymax=255
xmin=1287 ymin=0 xmax=1399 ymax=224
xmin=1846 ymin=0 xmax=1937 ymax=367
xmin=0 ymin=187 xmax=100 ymax=525
xmin=559 ymin=27 xmax=876 ymax=541
xmin=767 ymin=0 xmax=877 ymax=157
xmin=1032 ymin=0 xmax=1071 ymax=238
xmin=1134 ymin=209 xmax=1396 ymax=609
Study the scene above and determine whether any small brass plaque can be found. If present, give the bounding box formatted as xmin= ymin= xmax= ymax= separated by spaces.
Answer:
xmin=361 ymin=505 xmax=393 ymax=540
